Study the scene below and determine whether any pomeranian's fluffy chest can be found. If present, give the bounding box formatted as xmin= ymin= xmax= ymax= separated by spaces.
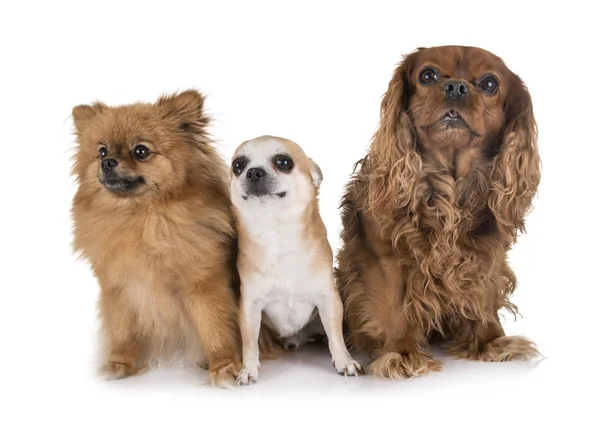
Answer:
xmin=238 ymin=212 xmax=330 ymax=337
xmin=73 ymin=196 xmax=232 ymax=344
xmin=75 ymin=201 xmax=202 ymax=280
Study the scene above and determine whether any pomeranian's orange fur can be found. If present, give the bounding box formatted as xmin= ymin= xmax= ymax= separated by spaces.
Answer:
xmin=71 ymin=90 xmax=243 ymax=386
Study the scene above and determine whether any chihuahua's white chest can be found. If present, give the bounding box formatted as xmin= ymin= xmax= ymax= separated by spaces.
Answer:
xmin=239 ymin=212 xmax=328 ymax=337
xmin=262 ymin=292 xmax=318 ymax=338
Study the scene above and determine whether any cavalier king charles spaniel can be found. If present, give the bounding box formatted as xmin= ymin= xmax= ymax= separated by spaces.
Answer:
xmin=336 ymin=46 xmax=541 ymax=379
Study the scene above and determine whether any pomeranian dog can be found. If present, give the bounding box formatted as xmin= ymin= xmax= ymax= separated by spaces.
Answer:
xmin=71 ymin=90 xmax=242 ymax=387
xmin=230 ymin=136 xmax=362 ymax=385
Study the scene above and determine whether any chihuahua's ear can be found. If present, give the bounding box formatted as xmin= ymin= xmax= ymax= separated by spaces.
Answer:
xmin=72 ymin=102 xmax=106 ymax=131
xmin=309 ymin=158 xmax=323 ymax=188
xmin=157 ymin=89 xmax=206 ymax=131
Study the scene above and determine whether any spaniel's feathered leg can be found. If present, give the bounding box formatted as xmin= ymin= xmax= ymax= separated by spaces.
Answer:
xmin=368 ymin=331 xmax=442 ymax=379
xmin=444 ymin=303 xmax=538 ymax=361
xmin=354 ymin=264 xmax=442 ymax=379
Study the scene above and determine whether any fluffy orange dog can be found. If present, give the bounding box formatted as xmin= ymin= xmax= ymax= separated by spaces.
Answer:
xmin=337 ymin=46 xmax=541 ymax=379
xmin=71 ymin=90 xmax=241 ymax=386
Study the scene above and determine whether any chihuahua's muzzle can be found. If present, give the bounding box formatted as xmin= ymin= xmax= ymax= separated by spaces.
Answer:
xmin=99 ymin=158 xmax=144 ymax=194
xmin=243 ymin=167 xmax=280 ymax=199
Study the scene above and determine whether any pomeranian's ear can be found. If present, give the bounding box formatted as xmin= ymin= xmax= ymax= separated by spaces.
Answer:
xmin=157 ymin=89 xmax=206 ymax=131
xmin=72 ymin=102 xmax=106 ymax=131
xmin=309 ymin=158 xmax=323 ymax=188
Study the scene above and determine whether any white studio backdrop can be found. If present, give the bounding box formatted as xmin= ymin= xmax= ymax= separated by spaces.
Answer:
xmin=0 ymin=1 xmax=598 ymax=428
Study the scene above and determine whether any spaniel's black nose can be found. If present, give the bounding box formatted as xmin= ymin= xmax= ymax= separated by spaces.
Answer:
xmin=443 ymin=80 xmax=469 ymax=101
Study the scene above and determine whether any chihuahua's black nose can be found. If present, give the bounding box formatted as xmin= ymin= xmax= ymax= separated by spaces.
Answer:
xmin=101 ymin=158 xmax=118 ymax=173
xmin=443 ymin=80 xmax=468 ymax=101
xmin=246 ymin=167 xmax=266 ymax=182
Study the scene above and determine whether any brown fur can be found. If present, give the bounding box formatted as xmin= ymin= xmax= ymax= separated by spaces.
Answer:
xmin=71 ymin=90 xmax=244 ymax=386
xmin=336 ymin=46 xmax=541 ymax=378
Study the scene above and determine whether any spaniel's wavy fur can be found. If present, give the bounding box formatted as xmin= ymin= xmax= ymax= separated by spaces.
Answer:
xmin=336 ymin=46 xmax=540 ymax=378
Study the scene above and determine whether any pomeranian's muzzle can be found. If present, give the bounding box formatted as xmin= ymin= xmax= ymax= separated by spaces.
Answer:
xmin=99 ymin=158 xmax=144 ymax=193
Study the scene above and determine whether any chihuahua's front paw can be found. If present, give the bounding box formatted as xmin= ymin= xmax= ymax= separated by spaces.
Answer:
xmin=236 ymin=365 xmax=259 ymax=386
xmin=332 ymin=355 xmax=364 ymax=377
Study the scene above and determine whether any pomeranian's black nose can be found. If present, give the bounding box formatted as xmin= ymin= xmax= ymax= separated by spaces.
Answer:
xmin=246 ymin=167 xmax=266 ymax=182
xmin=101 ymin=158 xmax=119 ymax=173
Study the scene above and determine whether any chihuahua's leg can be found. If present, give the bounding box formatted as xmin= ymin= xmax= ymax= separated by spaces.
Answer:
xmin=236 ymin=298 xmax=262 ymax=385
xmin=183 ymin=276 xmax=241 ymax=388
xmin=317 ymin=281 xmax=364 ymax=376
xmin=99 ymin=287 xmax=145 ymax=380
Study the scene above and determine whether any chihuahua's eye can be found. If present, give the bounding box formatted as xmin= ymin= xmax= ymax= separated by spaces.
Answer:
xmin=273 ymin=155 xmax=294 ymax=172
xmin=99 ymin=147 xmax=108 ymax=158
xmin=133 ymin=145 xmax=150 ymax=161
xmin=478 ymin=75 xmax=499 ymax=94
xmin=232 ymin=158 xmax=247 ymax=176
xmin=419 ymin=68 xmax=438 ymax=85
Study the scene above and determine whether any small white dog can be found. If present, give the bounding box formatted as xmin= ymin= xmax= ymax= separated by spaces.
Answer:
xmin=230 ymin=135 xmax=363 ymax=385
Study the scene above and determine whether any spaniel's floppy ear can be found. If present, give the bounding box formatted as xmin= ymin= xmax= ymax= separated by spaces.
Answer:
xmin=72 ymin=102 xmax=107 ymax=132
xmin=366 ymin=53 xmax=421 ymax=219
xmin=157 ymin=89 xmax=208 ymax=132
xmin=488 ymin=74 xmax=541 ymax=242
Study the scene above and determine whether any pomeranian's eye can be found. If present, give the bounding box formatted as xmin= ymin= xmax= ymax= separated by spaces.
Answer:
xmin=419 ymin=67 xmax=438 ymax=85
xmin=99 ymin=147 xmax=108 ymax=158
xmin=477 ymin=75 xmax=499 ymax=94
xmin=232 ymin=157 xmax=247 ymax=176
xmin=132 ymin=145 xmax=151 ymax=161
xmin=273 ymin=154 xmax=294 ymax=172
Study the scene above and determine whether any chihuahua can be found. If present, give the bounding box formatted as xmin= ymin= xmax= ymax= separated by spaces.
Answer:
xmin=230 ymin=135 xmax=363 ymax=385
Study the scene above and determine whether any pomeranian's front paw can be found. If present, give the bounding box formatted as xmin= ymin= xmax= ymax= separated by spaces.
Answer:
xmin=207 ymin=362 xmax=239 ymax=388
xmin=332 ymin=354 xmax=364 ymax=376
xmin=235 ymin=364 xmax=259 ymax=386
xmin=101 ymin=361 xmax=139 ymax=380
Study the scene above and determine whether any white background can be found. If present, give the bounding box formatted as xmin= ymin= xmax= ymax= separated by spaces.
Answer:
xmin=1 ymin=1 xmax=598 ymax=428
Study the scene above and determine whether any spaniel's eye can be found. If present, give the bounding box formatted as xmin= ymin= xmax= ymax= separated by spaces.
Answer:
xmin=419 ymin=68 xmax=438 ymax=85
xmin=273 ymin=155 xmax=294 ymax=172
xmin=232 ymin=158 xmax=247 ymax=176
xmin=132 ymin=145 xmax=151 ymax=161
xmin=478 ymin=75 xmax=499 ymax=94
xmin=99 ymin=147 xmax=108 ymax=158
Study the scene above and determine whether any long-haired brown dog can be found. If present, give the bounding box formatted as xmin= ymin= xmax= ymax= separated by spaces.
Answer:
xmin=71 ymin=90 xmax=242 ymax=387
xmin=337 ymin=46 xmax=541 ymax=379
